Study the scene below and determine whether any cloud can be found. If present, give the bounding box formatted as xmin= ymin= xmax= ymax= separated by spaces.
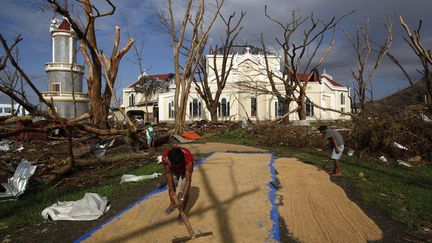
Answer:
xmin=2 ymin=0 xmax=431 ymax=100
xmin=0 ymin=1 xmax=51 ymax=42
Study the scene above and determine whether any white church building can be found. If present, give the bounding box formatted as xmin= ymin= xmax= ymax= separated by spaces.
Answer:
xmin=123 ymin=45 xmax=351 ymax=123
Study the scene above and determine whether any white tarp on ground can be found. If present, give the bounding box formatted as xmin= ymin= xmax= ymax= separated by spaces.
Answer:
xmin=120 ymin=173 xmax=162 ymax=183
xmin=41 ymin=193 xmax=110 ymax=221
xmin=0 ymin=159 xmax=37 ymax=200
xmin=0 ymin=140 xmax=11 ymax=151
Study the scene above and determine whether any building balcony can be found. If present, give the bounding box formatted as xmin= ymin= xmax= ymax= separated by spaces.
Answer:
xmin=45 ymin=62 xmax=85 ymax=73
xmin=42 ymin=91 xmax=89 ymax=101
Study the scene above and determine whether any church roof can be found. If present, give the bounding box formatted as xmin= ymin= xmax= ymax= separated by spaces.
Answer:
xmin=296 ymin=72 xmax=344 ymax=87
xmin=128 ymin=73 xmax=174 ymax=88
xmin=212 ymin=44 xmax=274 ymax=55
xmin=320 ymin=76 xmax=344 ymax=87
xmin=57 ymin=19 xmax=71 ymax=31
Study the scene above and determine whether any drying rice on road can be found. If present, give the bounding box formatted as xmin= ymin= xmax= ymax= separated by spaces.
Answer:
xmin=275 ymin=157 xmax=383 ymax=242
xmin=79 ymin=142 xmax=384 ymax=243
xmin=83 ymin=151 xmax=276 ymax=242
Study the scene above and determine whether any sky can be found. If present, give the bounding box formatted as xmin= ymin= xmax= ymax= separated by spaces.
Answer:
xmin=0 ymin=0 xmax=431 ymax=104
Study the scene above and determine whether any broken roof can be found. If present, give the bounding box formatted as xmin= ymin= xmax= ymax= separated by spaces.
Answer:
xmin=128 ymin=73 xmax=174 ymax=88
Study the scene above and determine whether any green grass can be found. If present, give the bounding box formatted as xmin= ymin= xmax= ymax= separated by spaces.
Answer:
xmin=207 ymin=128 xmax=432 ymax=232
xmin=203 ymin=128 xmax=257 ymax=146
xmin=0 ymin=159 xmax=164 ymax=236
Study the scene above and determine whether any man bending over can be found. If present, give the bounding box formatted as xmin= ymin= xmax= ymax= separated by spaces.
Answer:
xmin=318 ymin=125 xmax=344 ymax=176
xmin=162 ymin=146 xmax=194 ymax=216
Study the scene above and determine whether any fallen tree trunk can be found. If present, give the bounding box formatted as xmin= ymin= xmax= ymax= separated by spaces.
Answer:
xmin=42 ymin=152 xmax=150 ymax=184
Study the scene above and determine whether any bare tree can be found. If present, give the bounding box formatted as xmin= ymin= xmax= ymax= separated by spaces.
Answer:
xmin=133 ymin=76 xmax=168 ymax=121
xmin=124 ymin=20 xmax=154 ymax=121
xmin=0 ymin=35 xmax=58 ymax=118
xmin=389 ymin=16 xmax=432 ymax=111
xmin=0 ymin=34 xmax=141 ymax=182
xmin=0 ymin=50 xmax=21 ymax=115
xmin=46 ymin=0 xmax=134 ymax=129
xmin=343 ymin=17 xmax=393 ymax=112
xmin=193 ymin=11 xmax=245 ymax=122
xmin=158 ymin=0 xmax=223 ymax=134
xmin=262 ymin=8 xmax=352 ymax=121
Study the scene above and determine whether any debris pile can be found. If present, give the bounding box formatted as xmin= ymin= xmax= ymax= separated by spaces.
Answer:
xmin=349 ymin=111 xmax=432 ymax=164
xmin=250 ymin=122 xmax=328 ymax=149
xmin=0 ymin=123 xmax=172 ymax=189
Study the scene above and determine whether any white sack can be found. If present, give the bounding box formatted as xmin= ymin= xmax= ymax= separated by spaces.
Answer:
xmin=41 ymin=193 xmax=109 ymax=221
xmin=120 ymin=173 xmax=162 ymax=183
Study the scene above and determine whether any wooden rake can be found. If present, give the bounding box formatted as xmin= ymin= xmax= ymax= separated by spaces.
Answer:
xmin=172 ymin=207 xmax=213 ymax=243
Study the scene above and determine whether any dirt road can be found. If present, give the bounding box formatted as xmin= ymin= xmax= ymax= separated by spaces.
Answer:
xmin=80 ymin=143 xmax=277 ymax=242
xmin=76 ymin=142 xmax=383 ymax=243
xmin=275 ymin=157 xmax=383 ymax=242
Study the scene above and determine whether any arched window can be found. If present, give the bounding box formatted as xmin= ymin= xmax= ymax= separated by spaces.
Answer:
xmin=189 ymin=98 xmax=201 ymax=117
xmin=275 ymin=99 xmax=283 ymax=117
xmin=251 ymin=97 xmax=257 ymax=117
xmin=129 ymin=94 xmax=135 ymax=106
xmin=306 ymin=98 xmax=314 ymax=117
xmin=168 ymin=100 xmax=175 ymax=118
xmin=219 ymin=98 xmax=230 ymax=117
xmin=198 ymin=101 xmax=202 ymax=117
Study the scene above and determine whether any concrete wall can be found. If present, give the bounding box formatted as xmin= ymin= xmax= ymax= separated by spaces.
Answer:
xmin=54 ymin=35 xmax=69 ymax=63
xmin=42 ymin=101 xmax=88 ymax=118
xmin=47 ymin=70 xmax=83 ymax=93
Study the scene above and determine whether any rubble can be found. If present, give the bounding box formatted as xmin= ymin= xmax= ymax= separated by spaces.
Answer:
xmin=350 ymin=110 xmax=432 ymax=163
xmin=397 ymin=160 xmax=413 ymax=168
xmin=0 ymin=140 xmax=11 ymax=151
xmin=420 ymin=113 xmax=432 ymax=123
xmin=120 ymin=173 xmax=162 ymax=183
xmin=379 ymin=156 xmax=388 ymax=163
xmin=393 ymin=142 xmax=408 ymax=151
xmin=173 ymin=135 xmax=192 ymax=143
xmin=0 ymin=159 xmax=37 ymax=201
xmin=0 ymin=122 xmax=172 ymax=190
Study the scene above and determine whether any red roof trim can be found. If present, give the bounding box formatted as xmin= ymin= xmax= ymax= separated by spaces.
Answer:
xmin=58 ymin=19 xmax=71 ymax=31
xmin=320 ymin=76 xmax=344 ymax=87
xmin=128 ymin=73 xmax=174 ymax=88
xmin=296 ymin=73 xmax=319 ymax=81
xmin=296 ymin=72 xmax=344 ymax=87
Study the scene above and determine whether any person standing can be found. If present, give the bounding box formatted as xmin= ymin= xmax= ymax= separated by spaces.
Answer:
xmin=145 ymin=122 xmax=155 ymax=148
xmin=318 ymin=125 xmax=344 ymax=176
xmin=162 ymin=146 xmax=194 ymax=218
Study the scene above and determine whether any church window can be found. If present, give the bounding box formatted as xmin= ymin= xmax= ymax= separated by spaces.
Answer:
xmin=251 ymin=97 xmax=257 ymax=117
xmin=306 ymin=98 xmax=314 ymax=117
xmin=168 ymin=100 xmax=175 ymax=118
xmin=189 ymin=98 xmax=201 ymax=117
xmin=129 ymin=94 xmax=135 ymax=106
xmin=218 ymin=98 xmax=230 ymax=117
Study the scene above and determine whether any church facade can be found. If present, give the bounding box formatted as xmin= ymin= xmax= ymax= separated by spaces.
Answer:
xmin=124 ymin=45 xmax=351 ymax=123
